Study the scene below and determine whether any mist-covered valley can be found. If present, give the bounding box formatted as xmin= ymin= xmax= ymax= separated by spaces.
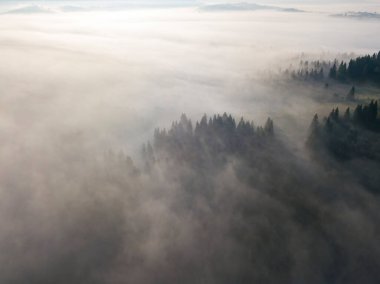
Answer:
xmin=1 ymin=2 xmax=380 ymax=283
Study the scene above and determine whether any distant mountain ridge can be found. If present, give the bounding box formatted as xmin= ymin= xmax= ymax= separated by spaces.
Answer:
xmin=332 ymin=11 xmax=380 ymax=20
xmin=3 ymin=4 xmax=54 ymax=14
xmin=199 ymin=2 xmax=304 ymax=13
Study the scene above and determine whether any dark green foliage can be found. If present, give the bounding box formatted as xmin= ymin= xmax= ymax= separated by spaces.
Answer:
xmin=337 ymin=61 xmax=347 ymax=82
xmin=307 ymin=101 xmax=380 ymax=194
xmin=148 ymin=113 xmax=275 ymax=170
xmin=328 ymin=52 xmax=380 ymax=84
xmin=329 ymin=62 xmax=337 ymax=80
xmin=306 ymin=114 xmax=320 ymax=148
xmin=352 ymin=100 xmax=378 ymax=128
xmin=287 ymin=51 xmax=380 ymax=85
xmin=344 ymin=107 xmax=351 ymax=120
xmin=264 ymin=117 xmax=274 ymax=135
xmin=308 ymin=100 xmax=380 ymax=160
xmin=138 ymin=112 xmax=380 ymax=283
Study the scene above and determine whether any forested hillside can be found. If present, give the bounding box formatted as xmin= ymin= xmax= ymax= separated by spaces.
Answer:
xmin=307 ymin=100 xmax=380 ymax=193
xmin=285 ymin=51 xmax=380 ymax=85
xmin=134 ymin=111 xmax=380 ymax=284
xmin=329 ymin=52 xmax=380 ymax=84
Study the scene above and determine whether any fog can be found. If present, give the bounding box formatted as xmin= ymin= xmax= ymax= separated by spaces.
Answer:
xmin=1 ymin=8 xmax=380 ymax=151
xmin=1 ymin=4 xmax=380 ymax=284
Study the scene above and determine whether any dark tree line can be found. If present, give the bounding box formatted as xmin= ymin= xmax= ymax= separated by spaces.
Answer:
xmin=285 ymin=51 xmax=380 ymax=85
xmin=328 ymin=52 xmax=380 ymax=84
xmin=143 ymin=113 xmax=274 ymax=170
xmin=3 ymin=108 xmax=379 ymax=284
xmin=139 ymin=112 xmax=380 ymax=283
xmin=307 ymin=100 xmax=380 ymax=164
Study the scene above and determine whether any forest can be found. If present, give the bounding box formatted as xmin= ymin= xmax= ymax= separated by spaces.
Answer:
xmin=285 ymin=51 xmax=380 ymax=85
xmin=329 ymin=52 xmax=380 ymax=84
xmin=128 ymin=103 xmax=380 ymax=284
xmin=3 ymin=105 xmax=379 ymax=284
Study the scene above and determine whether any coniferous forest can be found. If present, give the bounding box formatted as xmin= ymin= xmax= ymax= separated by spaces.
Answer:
xmin=4 ymin=106 xmax=380 ymax=284
xmin=329 ymin=52 xmax=380 ymax=84
xmin=129 ymin=105 xmax=380 ymax=284
xmin=285 ymin=51 xmax=380 ymax=85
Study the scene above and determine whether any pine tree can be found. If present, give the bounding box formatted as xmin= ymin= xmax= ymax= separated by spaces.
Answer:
xmin=337 ymin=61 xmax=347 ymax=81
xmin=347 ymin=86 xmax=355 ymax=101
xmin=264 ymin=118 xmax=274 ymax=135
xmin=344 ymin=107 xmax=351 ymax=121
xmin=306 ymin=114 xmax=320 ymax=147
xmin=329 ymin=62 xmax=337 ymax=79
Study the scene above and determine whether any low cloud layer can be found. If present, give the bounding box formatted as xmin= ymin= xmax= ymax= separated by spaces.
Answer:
xmin=0 ymin=8 xmax=379 ymax=151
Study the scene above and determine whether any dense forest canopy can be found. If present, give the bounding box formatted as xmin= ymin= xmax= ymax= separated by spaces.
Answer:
xmin=307 ymin=100 xmax=380 ymax=193
xmin=285 ymin=51 xmax=380 ymax=85
xmin=138 ymin=109 xmax=380 ymax=283
xmin=1 ymin=110 xmax=380 ymax=283
xmin=307 ymin=100 xmax=379 ymax=158
xmin=144 ymin=113 xmax=274 ymax=169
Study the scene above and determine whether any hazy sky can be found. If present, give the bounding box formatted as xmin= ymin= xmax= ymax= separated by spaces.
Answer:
xmin=0 ymin=0 xmax=379 ymax=7
xmin=0 ymin=0 xmax=378 ymax=156
xmin=0 ymin=7 xmax=379 ymax=155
